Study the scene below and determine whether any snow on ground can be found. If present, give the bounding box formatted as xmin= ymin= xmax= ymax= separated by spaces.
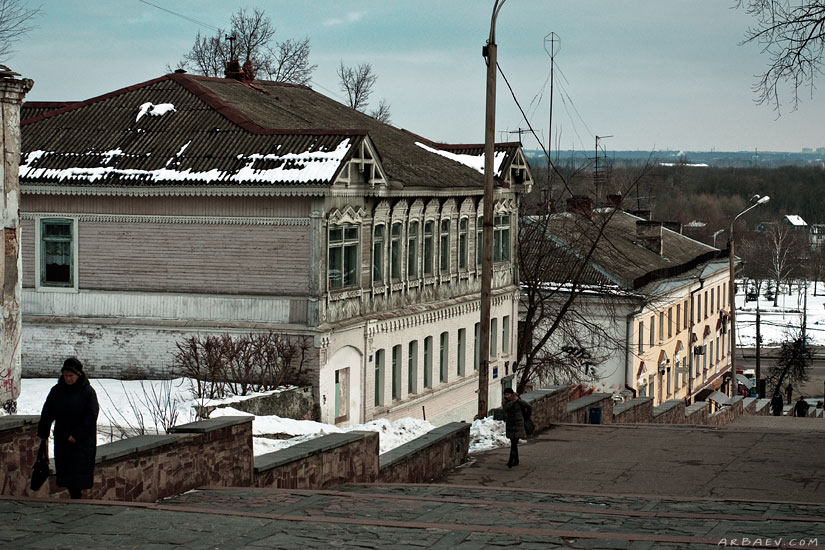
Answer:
xmin=11 ymin=378 xmax=505 ymax=456
xmin=469 ymin=417 xmax=509 ymax=453
xmin=736 ymin=280 xmax=825 ymax=347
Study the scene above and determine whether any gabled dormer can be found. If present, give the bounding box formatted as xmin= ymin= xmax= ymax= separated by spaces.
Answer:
xmin=334 ymin=136 xmax=389 ymax=189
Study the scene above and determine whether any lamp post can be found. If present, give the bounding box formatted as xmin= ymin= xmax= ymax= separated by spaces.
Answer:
xmin=728 ymin=195 xmax=770 ymax=397
xmin=478 ymin=0 xmax=508 ymax=419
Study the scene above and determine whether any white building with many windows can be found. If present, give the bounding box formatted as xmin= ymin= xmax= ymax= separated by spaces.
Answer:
xmin=19 ymin=72 xmax=533 ymax=425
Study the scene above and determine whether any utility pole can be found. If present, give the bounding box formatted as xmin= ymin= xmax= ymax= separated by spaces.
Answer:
xmin=594 ymin=135 xmax=612 ymax=203
xmin=479 ymin=0 xmax=508 ymax=419
xmin=544 ymin=32 xmax=559 ymax=208
xmin=756 ymin=299 xmax=763 ymax=397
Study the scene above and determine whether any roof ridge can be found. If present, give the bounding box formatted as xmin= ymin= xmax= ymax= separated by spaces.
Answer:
xmin=21 ymin=75 xmax=172 ymax=125
xmin=400 ymin=129 xmax=519 ymax=150
xmin=22 ymin=72 xmax=371 ymax=137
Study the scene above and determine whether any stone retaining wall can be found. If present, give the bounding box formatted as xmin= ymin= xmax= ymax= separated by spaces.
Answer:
xmin=253 ymin=431 xmax=378 ymax=490
xmin=652 ymin=400 xmax=686 ymax=424
xmin=613 ymin=398 xmax=653 ymax=423
xmin=685 ymin=402 xmax=710 ymax=424
xmin=1 ymin=416 xmax=252 ymax=501
xmin=566 ymin=394 xmax=613 ymax=424
xmin=378 ymin=422 xmax=469 ymax=483
xmin=0 ymin=416 xmax=40 ymax=496
xmin=707 ymin=396 xmax=744 ymax=426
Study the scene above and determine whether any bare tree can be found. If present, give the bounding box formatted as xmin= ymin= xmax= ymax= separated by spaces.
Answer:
xmin=737 ymin=0 xmax=825 ymax=111
xmin=337 ymin=61 xmax=377 ymax=111
xmin=766 ymin=330 xmax=812 ymax=397
xmin=516 ymin=163 xmax=656 ymax=394
xmin=177 ymin=8 xmax=316 ymax=85
xmin=369 ymin=97 xmax=392 ymax=124
xmin=0 ymin=0 xmax=40 ymax=61
xmin=766 ymin=223 xmax=804 ymax=306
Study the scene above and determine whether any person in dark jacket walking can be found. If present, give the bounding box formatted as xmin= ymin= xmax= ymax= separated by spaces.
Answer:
xmin=502 ymin=388 xmax=530 ymax=468
xmin=38 ymin=358 xmax=99 ymax=499
xmin=793 ymin=396 xmax=810 ymax=418
xmin=770 ymin=393 xmax=784 ymax=416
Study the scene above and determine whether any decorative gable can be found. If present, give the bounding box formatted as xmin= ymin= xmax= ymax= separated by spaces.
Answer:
xmin=334 ymin=136 xmax=389 ymax=188
xmin=506 ymin=149 xmax=533 ymax=191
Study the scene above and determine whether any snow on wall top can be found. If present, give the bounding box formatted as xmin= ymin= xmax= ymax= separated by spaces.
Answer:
xmin=415 ymin=141 xmax=506 ymax=176
xmin=19 ymin=139 xmax=352 ymax=185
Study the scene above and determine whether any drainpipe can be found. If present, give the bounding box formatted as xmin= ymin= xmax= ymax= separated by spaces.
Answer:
xmin=687 ymin=276 xmax=705 ymax=404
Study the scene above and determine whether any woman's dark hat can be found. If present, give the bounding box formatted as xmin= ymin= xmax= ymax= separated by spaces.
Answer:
xmin=61 ymin=357 xmax=84 ymax=376
xmin=503 ymin=387 xmax=514 ymax=395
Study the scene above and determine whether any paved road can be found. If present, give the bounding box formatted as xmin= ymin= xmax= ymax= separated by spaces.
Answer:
xmin=3 ymin=423 xmax=825 ymax=548
xmin=737 ymin=348 xmax=825 ymax=399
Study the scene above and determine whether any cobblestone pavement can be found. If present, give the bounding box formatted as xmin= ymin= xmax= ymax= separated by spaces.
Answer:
xmin=3 ymin=424 xmax=824 ymax=549
xmin=3 ymin=483 xmax=824 ymax=549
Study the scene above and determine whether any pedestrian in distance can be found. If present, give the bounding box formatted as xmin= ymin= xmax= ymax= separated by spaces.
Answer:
xmin=785 ymin=383 xmax=793 ymax=406
xmin=793 ymin=396 xmax=809 ymax=418
xmin=37 ymin=358 xmax=100 ymax=499
xmin=502 ymin=387 xmax=531 ymax=468
xmin=770 ymin=393 xmax=784 ymax=416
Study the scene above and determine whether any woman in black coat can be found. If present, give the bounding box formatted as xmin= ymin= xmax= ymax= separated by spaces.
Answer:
xmin=38 ymin=358 xmax=100 ymax=499
xmin=502 ymin=388 xmax=530 ymax=468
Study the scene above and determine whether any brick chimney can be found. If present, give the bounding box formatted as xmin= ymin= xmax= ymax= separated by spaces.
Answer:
xmin=636 ymin=221 xmax=663 ymax=255
xmin=224 ymin=58 xmax=245 ymax=81
xmin=566 ymin=196 xmax=593 ymax=218
xmin=606 ymin=194 xmax=623 ymax=210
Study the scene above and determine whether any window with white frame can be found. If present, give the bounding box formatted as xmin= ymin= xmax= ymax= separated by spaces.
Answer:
xmin=392 ymin=345 xmax=401 ymax=401
xmin=502 ymin=316 xmax=510 ymax=354
xmin=407 ymin=221 xmax=418 ymax=279
xmin=424 ymin=336 xmax=433 ymax=388
xmin=408 ymin=340 xmax=418 ymax=394
xmin=440 ymin=219 xmax=450 ymax=273
xmin=328 ymin=225 xmax=359 ymax=289
xmin=373 ymin=224 xmax=385 ymax=284
xmin=457 ymin=328 xmax=466 ymax=376
xmin=38 ymin=218 xmax=77 ymax=289
xmin=439 ymin=331 xmax=449 ymax=383
xmin=493 ymin=214 xmax=510 ymax=262
xmin=374 ymin=349 xmax=385 ymax=407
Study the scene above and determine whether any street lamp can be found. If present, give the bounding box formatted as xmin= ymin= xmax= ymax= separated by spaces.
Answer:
xmin=479 ymin=0 xmax=508 ymax=419
xmin=728 ymin=194 xmax=770 ymax=397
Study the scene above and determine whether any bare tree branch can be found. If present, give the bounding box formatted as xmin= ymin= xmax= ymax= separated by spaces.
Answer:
xmin=737 ymin=0 xmax=825 ymax=111
xmin=177 ymin=8 xmax=315 ymax=84
xmin=0 ymin=0 xmax=40 ymax=62
xmin=337 ymin=61 xmax=378 ymax=111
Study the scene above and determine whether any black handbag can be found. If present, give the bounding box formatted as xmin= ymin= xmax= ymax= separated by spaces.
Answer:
xmin=30 ymin=440 xmax=50 ymax=491
xmin=519 ymin=401 xmax=535 ymax=436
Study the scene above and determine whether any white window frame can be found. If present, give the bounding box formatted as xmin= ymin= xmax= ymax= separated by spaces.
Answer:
xmin=35 ymin=216 xmax=79 ymax=292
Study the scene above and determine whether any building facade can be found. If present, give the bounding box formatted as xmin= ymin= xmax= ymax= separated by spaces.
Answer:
xmin=19 ymin=72 xmax=533 ymax=426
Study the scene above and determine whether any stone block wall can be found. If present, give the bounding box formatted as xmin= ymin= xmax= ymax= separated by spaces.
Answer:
xmin=566 ymin=394 xmax=614 ymax=424
xmin=378 ymin=422 xmax=469 ymax=483
xmin=520 ymin=386 xmax=570 ymax=430
xmin=612 ymin=398 xmax=653 ymax=423
xmin=0 ymin=415 xmax=40 ymax=496
xmin=1 ymin=416 xmax=252 ymax=501
xmin=652 ymin=400 xmax=686 ymax=424
xmin=253 ymin=431 xmax=379 ymax=490
xmin=685 ymin=402 xmax=710 ymax=424
xmin=707 ymin=396 xmax=744 ymax=426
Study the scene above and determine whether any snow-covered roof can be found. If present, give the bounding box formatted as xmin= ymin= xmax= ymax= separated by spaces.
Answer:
xmin=784 ymin=214 xmax=807 ymax=227
xmin=415 ymin=141 xmax=507 ymax=177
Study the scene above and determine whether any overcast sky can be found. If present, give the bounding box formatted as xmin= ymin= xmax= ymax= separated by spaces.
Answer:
xmin=8 ymin=0 xmax=825 ymax=152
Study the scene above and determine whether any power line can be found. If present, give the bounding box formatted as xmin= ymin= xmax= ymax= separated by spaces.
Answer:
xmin=135 ymin=0 xmax=221 ymax=32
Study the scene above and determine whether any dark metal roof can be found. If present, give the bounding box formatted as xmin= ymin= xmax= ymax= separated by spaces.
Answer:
xmin=21 ymin=101 xmax=80 ymax=121
xmin=525 ymin=209 xmax=724 ymax=291
xmin=19 ymin=73 xmax=504 ymax=190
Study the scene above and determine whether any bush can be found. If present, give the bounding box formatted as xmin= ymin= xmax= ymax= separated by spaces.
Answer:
xmin=173 ymin=332 xmax=311 ymax=400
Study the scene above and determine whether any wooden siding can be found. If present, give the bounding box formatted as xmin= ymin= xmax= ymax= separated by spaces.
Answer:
xmin=78 ymin=222 xmax=310 ymax=295
xmin=22 ymin=195 xmax=312 ymax=218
